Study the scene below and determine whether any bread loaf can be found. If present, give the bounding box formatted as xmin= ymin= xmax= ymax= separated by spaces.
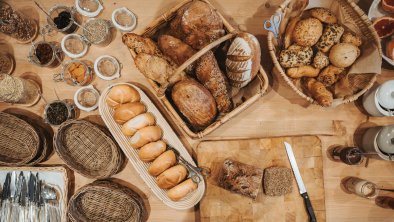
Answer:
xmin=316 ymin=24 xmax=344 ymax=53
xmin=158 ymin=35 xmax=196 ymax=73
xmin=279 ymin=45 xmax=313 ymax=68
xmin=122 ymin=33 xmax=162 ymax=56
xmin=196 ymin=51 xmax=232 ymax=113
xmin=329 ymin=43 xmax=360 ymax=68
xmin=130 ymin=126 xmax=162 ymax=149
xmin=341 ymin=32 xmax=362 ymax=47
xmin=148 ymin=150 xmax=177 ymax=177
xmin=167 ymin=179 xmax=198 ymax=201
xmin=293 ymin=18 xmax=323 ymax=47
xmin=157 ymin=165 xmax=188 ymax=189
xmin=172 ymin=79 xmax=217 ymax=129
xmin=106 ymin=85 xmax=140 ymax=108
xmin=114 ymin=102 xmax=146 ymax=125
xmin=121 ymin=113 xmax=156 ymax=136
xmin=135 ymin=53 xmax=186 ymax=88
xmin=225 ymin=32 xmax=261 ymax=88
xmin=169 ymin=1 xmax=225 ymax=50
xmin=138 ymin=140 xmax=167 ymax=162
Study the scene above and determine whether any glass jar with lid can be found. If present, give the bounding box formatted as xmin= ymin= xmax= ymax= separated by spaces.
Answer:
xmin=28 ymin=41 xmax=63 ymax=68
xmin=0 ymin=2 xmax=38 ymax=43
xmin=61 ymin=34 xmax=90 ymax=59
xmin=54 ymin=60 xmax=93 ymax=86
xmin=75 ymin=0 xmax=103 ymax=18
xmin=83 ymin=18 xmax=114 ymax=47
xmin=47 ymin=5 xmax=79 ymax=34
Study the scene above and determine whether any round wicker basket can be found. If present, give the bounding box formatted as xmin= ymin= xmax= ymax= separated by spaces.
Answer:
xmin=0 ymin=112 xmax=41 ymax=165
xmin=267 ymin=0 xmax=382 ymax=107
xmin=68 ymin=180 xmax=146 ymax=222
xmin=54 ymin=120 xmax=124 ymax=179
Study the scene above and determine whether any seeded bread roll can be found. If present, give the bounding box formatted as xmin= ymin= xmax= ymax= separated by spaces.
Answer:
xmin=341 ymin=32 xmax=362 ymax=47
xmin=316 ymin=24 xmax=345 ymax=53
xmin=279 ymin=45 xmax=313 ymax=68
xmin=310 ymin=8 xmax=337 ymax=24
xmin=292 ymin=18 xmax=323 ymax=47
xmin=317 ymin=65 xmax=344 ymax=86
xmin=263 ymin=167 xmax=293 ymax=196
xmin=313 ymin=51 xmax=330 ymax=69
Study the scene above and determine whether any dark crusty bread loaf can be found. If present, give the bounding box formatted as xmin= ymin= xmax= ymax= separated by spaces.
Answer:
xmin=263 ymin=167 xmax=293 ymax=196
xmin=196 ymin=51 xmax=233 ymax=113
xmin=218 ymin=159 xmax=264 ymax=200
xmin=169 ymin=1 xmax=225 ymax=50
xmin=171 ymin=79 xmax=217 ymax=129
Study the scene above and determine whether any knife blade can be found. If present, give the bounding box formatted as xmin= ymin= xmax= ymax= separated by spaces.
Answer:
xmin=28 ymin=172 xmax=36 ymax=203
xmin=284 ymin=142 xmax=317 ymax=222
xmin=1 ymin=173 xmax=11 ymax=222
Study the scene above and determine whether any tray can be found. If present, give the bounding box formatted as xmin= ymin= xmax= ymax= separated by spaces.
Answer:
xmin=98 ymin=83 xmax=205 ymax=210
xmin=0 ymin=166 xmax=69 ymax=222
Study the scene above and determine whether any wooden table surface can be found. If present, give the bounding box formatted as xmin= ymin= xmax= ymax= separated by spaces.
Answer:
xmin=1 ymin=0 xmax=394 ymax=221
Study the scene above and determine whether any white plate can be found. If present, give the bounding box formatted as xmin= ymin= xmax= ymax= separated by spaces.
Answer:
xmin=368 ymin=0 xmax=394 ymax=66
xmin=98 ymin=83 xmax=205 ymax=210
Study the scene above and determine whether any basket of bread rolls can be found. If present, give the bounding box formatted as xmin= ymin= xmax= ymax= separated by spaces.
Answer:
xmin=268 ymin=0 xmax=382 ymax=107
xmin=122 ymin=0 xmax=269 ymax=138
xmin=99 ymin=83 xmax=206 ymax=210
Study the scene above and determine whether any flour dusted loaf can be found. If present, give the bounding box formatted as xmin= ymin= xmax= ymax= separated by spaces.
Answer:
xmin=169 ymin=1 xmax=225 ymax=50
xmin=263 ymin=167 xmax=293 ymax=196
xmin=218 ymin=159 xmax=264 ymax=200
xmin=171 ymin=79 xmax=217 ymax=129
xmin=293 ymin=18 xmax=323 ymax=47
xmin=196 ymin=51 xmax=233 ymax=113
xmin=225 ymin=32 xmax=261 ymax=88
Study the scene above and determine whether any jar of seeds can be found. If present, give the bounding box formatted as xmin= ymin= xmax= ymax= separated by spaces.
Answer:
xmin=44 ymin=100 xmax=75 ymax=126
xmin=0 ymin=74 xmax=41 ymax=106
xmin=0 ymin=53 xmax=15 ymax=75
xmin=54 ymin=60 xmax=93 ymax=86
xmin=0 ymin=2 xmax=38 ymax=43
xmin=28 ymin=41 xmax=63 ymax=68
xmin=47 ymin=5 xmax=79 ymax=34
xmin=83 ymin=18 xmax=113 ymax=47
xmin=343 ymin=177 xmax=379 ymax=199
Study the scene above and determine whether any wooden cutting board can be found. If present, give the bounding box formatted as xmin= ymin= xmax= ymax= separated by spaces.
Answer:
xmin=197 ymin=136 xmax=325 ymax=222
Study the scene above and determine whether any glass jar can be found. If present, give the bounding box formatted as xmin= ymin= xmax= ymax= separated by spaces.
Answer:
xmin=75 ymin=0 xmax=103 ymax=18
xmin=0 ymin=74 xmax=41 ymax=106
xmin=54 ymin=60 xmax=93 ymax=86
xmin=73 ymin=85 xmax=100 ymax=112
xmin=343 ymin=177 xmax=379 ymax=199
xmin=0 ymin=2 xmax=38 ymax=43
xmin=111 ymin=7 xmax=137 ymax=32
xmin=0 ymin=53 xmax=15 ymax=75
xmin=44 ymin=100 xmax=76 ymax=126
xmin=94 ymin=55 xmax=121 ymax=80
xmin=28 ymin=41 xmax=63 ymax=68
xmin=330 ymin=146 xmax=364 ymax=165
xmin=47 ymin=5 xmax=79 ymax=34
xmin=83 ymin=18 xmax=113 ymax=47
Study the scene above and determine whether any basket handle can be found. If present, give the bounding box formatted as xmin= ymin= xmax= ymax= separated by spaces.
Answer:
xmin=173 ymin=32 xmax=237 ymax=77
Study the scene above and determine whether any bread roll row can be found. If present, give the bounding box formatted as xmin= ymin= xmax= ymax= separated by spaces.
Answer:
xmin=106 ymin=85 xmax=198 ymax=201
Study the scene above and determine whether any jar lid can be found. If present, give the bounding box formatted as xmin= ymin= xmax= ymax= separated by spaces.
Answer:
xmin=61 ymin=34 xmax=89 ymax=58
xmin=73 ymin=85 xmax=100 ymax=112
xmin=94 ymin=55 xmax=121 ymax=80
xmin=75 ymin=0 xmax=103 ymax=17
xmin=377 ymin=125 xmax=394 ymax=154
xmin=111 ymin=7 xmax=137 ymax=32
xmin=377 ymin=80 xmax=394 ymax=110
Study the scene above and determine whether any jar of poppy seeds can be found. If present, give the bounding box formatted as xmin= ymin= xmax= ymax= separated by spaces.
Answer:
xmin=47 ymin=5 xmax=79 ymax=34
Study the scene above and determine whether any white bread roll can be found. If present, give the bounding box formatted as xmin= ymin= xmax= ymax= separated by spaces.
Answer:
xmin=138 ymin=140 xmax=167 ymax=162
xmin=167 ymin=179 xmax=198 ymax=201
xmin=148 ymin=150 xmax=176 ymax=176
xmin=106 ymin=85 xmax=140 ymax=107
xmin=130 ymin=126 xmax=162 ymax=149
xmin=114 ymin=102 xmax=146 ymax=125
xmin=157 ymin=165 xmax=188 ymax=189
xmin=122 ymin=113 xmax=156 ymax=136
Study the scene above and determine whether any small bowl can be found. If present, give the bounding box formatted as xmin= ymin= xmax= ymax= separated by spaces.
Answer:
xmin=94 ymin=55 xmax=121 ymax=80
xmin=73 ymin=85 xmax=100 ymax=112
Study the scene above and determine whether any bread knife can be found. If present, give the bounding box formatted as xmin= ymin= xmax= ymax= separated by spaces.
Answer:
xmin=284 ymin=142 xmax=317 ymax=222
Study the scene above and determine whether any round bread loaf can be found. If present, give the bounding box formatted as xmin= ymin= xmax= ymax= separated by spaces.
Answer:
xmin=171 ymin=79 xmax=217 ymax=129
xmin=310 ymin=8 xmax=337 ymax=24
xmin=329 ymin=43 xmax=360 ymax=68
xmin=225 ymin=32 xmax=261 ymax=88
xmin=106 ymin=85 xmax=140 ymax=107
xmin=292 ymin=18 xmax=323 ymax=47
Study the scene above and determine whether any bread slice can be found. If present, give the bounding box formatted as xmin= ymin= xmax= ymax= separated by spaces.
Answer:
xmin=263 ymin=167 xmax=293 ymax=196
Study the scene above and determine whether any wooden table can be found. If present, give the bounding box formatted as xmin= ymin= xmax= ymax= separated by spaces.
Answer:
xmin=1 ymin=0 xmax=393 ymax=221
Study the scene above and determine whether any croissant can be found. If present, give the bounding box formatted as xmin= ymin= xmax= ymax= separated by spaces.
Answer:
xmin=304 ymin=78 xmax=333 ymax=107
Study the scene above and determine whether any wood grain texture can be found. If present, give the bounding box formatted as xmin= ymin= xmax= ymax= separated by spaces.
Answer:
xmin=197 ymin=136 xmax=325 ymax=222
xmin=0 ymin=0 xmax=394 ymax=221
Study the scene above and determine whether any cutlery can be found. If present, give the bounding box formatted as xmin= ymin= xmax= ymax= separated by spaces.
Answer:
xmin=1 ymin=172 xmax=11 ymax=222
xmin=19 ymin=176 xmax=27 ymax=222
xmin=284 ymin=142 xmax=317 ymax=222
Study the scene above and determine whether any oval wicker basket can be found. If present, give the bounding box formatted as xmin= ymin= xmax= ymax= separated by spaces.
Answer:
xmin=54 ymin=120 xmax=124 ymax=179
xmin=68 ymin=180 xmax=146 ymax=222
xmin=0 ymin=112 xmax=41 ymax=165
xmin=268 ymin=0 xmax=382 ymax=107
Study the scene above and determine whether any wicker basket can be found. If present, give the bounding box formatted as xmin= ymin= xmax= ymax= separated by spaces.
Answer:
xmin=54 ymin=120 xmax=124 ymax=179
xmin=0 ymin=112 xmax=41 ymax=165
xmin=268 ymin=0 xmax=381 ymax=107
xmin=125 ymin=0 xmax=269 ymax=139
xmin=68 ymin=180 xmax=146 ymax=222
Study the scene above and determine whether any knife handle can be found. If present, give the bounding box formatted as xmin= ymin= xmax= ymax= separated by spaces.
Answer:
xmin=301 ymin=192 xmax=317 ymax=222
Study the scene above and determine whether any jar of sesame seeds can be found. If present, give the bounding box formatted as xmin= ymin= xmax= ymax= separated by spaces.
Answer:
xmin=82 ymin=18 xmax=114 ymax=47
